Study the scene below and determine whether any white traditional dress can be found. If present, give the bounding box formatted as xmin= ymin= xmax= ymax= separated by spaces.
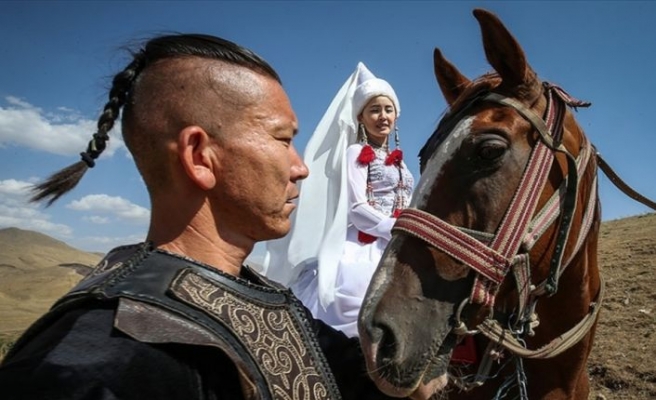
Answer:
xmin=292 ymin=143 xmax=414 ymax=337
xmin=262 ymin=62 xmax=414 ymax=337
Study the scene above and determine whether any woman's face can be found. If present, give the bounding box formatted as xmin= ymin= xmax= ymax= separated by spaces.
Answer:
xmin=358 ymin=96 xmax=397 ymax=146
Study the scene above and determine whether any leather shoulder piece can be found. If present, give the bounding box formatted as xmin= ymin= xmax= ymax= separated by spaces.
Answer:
xmin=240 ymin=265 xmax=287 ymax=290
xmin=54 ymin=242 xmax=151 ymax=306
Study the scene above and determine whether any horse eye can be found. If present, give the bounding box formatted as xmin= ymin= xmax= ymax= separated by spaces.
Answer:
xmin=478 ymin=140 xmax=507 ymax=160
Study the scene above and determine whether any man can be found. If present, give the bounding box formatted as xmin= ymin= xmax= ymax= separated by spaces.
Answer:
xmin=0 ymin=34 xmax=393 ymax=400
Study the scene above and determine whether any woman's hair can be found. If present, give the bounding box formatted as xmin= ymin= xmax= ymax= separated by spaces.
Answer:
xmin=31 ymin=33 xmax=279 ymax=206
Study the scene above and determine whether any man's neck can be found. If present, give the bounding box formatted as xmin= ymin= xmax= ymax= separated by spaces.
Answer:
xmin=148 ymin=208 xmax=251 ymax=277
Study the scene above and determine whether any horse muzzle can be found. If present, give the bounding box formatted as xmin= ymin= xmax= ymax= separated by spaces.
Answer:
xmin=359 ymin=286 xmax=456 ymax=397
xmin=360 ymin=325 xmax=453 ymax=398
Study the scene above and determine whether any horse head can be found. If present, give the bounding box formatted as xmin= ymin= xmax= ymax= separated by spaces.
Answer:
xmin=359 ymin=8 xmax=603 ymax=399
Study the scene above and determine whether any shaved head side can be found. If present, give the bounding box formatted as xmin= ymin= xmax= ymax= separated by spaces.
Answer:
xmin=29 ymin=33 xmax=280 ymax=206
xmin=122 ymin=58 xmax=270 ymax=194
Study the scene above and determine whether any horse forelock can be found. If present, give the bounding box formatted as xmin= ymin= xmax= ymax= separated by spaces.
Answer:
xmin=451 ymin=73 xmax=501 ymax=111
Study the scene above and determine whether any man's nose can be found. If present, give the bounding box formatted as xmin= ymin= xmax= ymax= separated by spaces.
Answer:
xmin=290 ymin=144 xmax=309 ymax=181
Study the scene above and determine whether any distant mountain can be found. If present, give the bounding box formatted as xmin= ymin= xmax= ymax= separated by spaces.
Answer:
xmin=0 ymin=227 xmax=102 ymax=333
xmin=0 ymin=227 xmax=101 ymax=271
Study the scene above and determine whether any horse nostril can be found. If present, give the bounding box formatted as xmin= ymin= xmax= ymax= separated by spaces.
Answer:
xmin=374 ymin=323 xmax=398 ymax=364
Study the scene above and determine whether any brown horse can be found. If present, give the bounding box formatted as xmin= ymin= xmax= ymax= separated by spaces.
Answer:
xmin=359 ymin=9 xmax=609 ymax=400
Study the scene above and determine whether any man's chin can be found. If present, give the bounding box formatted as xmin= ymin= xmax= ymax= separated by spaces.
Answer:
xmin=260 ymin=220 xmax=292 ymax=241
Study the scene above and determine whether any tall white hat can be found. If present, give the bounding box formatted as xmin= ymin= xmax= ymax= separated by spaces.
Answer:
xmin=351 ymin=62 xmax=401 ymax=124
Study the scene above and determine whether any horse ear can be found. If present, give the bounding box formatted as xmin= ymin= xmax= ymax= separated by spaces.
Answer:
xmin=434 ymin=48 xmax=471 ymax=106
xmin=473 ymin=8 xmax=540 ymax=98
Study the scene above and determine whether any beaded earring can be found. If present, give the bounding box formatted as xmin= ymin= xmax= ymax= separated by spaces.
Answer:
xmin=356 ymin=123 xmax=375 ymax=165
xmin=385 ymin=123 xmax=403 ymax=166
xmin=358 ymin=123 xmax=367 ymax=144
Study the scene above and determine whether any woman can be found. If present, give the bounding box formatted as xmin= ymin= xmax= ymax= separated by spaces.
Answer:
xmin=263 ymin=62 xmax=414 ymax=337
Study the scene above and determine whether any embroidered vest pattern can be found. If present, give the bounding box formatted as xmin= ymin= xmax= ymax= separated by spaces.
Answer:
xmin=171 ymin=269 xmax=333 ymax=399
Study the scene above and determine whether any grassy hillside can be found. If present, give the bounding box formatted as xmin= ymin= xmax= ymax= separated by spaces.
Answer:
xmin=0 ymin=227 xmax=101 ymax=333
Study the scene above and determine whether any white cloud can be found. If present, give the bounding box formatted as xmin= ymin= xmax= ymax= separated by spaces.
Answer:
xmin=0 ymin=178 xmax=32 ymax=196
xmin=0 ymin=96 xmax=125 ymax=157
xmin=85 ymin=233 xmax=146 ymax=246
xmin=83 ymin=215 xmax=110 ymax=224
xmin=6 ymin=97 xmax=34 ymax=109
xmin=0 ymin=179 xmax=73 ymax=236
xmin=73 ymin=232 xmax=146 ymax=254
xmin=67 ymin=194 xmax=150 ymax=224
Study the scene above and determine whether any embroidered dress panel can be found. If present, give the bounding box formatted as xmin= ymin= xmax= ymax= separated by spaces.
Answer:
xmin=366 ymin=147 xmax=413 ymax=215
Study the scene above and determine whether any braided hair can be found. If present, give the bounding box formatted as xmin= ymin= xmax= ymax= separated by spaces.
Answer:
xmin=30 ymin=34 xmax=280 ymax=206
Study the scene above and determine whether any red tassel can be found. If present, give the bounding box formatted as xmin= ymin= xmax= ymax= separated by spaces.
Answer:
xmin=357 ymin=145 xmax=376 ymax=166
xmin=392 ymin=209 xmax=402 ymax=218
xmin=385 ymin=149 xmax=403 ymax=166
xmin=358 ymin=231 xmax=377 ymax=244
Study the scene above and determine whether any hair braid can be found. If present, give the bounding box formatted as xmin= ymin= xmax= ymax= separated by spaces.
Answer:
xmin=30 ymin=53 xmax=145 ymax=206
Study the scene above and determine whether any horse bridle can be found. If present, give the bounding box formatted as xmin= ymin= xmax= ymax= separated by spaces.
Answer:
xmin=389 ymin=83 xmax=596 ymax=391
xmin=392 ymin=82 xmax=656 ymax=390
xmin=396 ymin=82 xmax=591 ymax=307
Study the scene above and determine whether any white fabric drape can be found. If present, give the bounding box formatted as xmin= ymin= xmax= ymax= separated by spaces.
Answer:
xmin=262 ymin=63 xmax=366 ymax=307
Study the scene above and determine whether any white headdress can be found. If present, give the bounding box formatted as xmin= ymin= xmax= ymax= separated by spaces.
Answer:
xmin=352 ymin=66 xmax=401 ymax=123
xmin=262 ymin=62 xmax=400 ymax=309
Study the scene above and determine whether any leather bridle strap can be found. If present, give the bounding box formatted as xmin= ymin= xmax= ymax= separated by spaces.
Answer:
xmin=477 ymin=276 xmax=605 ymax=359
xmin=488 ymin=86 xmax=590 ymax=297
xmin=394 ymin=208 xmax=508 ymax=285
xmin=484 ymin=89 xmax=584 ymax=296
xmin=596 ymin=152 xmax=656 ymax=210
xmin=395 ymin=86 xmax=576 ymax=306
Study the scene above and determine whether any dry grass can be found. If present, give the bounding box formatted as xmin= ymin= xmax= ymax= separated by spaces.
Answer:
xmin=588 ymin=212 xmax=656 ymax=399
xmin=0 ymin=227 xmax=101 ymax=334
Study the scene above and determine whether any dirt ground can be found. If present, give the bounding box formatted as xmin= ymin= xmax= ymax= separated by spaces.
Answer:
xmin=587 ymin=212 xmax=656 ymax=399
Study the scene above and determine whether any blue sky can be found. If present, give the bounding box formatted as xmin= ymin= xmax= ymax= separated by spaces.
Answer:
xmin=1 ymin=1 xmax=655 ymax=260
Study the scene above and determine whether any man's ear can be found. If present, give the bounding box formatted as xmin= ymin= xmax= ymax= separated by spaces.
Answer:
xmin=177 ymin=126 xmax=217 ymax=190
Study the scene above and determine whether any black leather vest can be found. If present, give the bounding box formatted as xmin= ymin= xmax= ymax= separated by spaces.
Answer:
xmin=44 ymin=243 xmax=342 ymax=400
